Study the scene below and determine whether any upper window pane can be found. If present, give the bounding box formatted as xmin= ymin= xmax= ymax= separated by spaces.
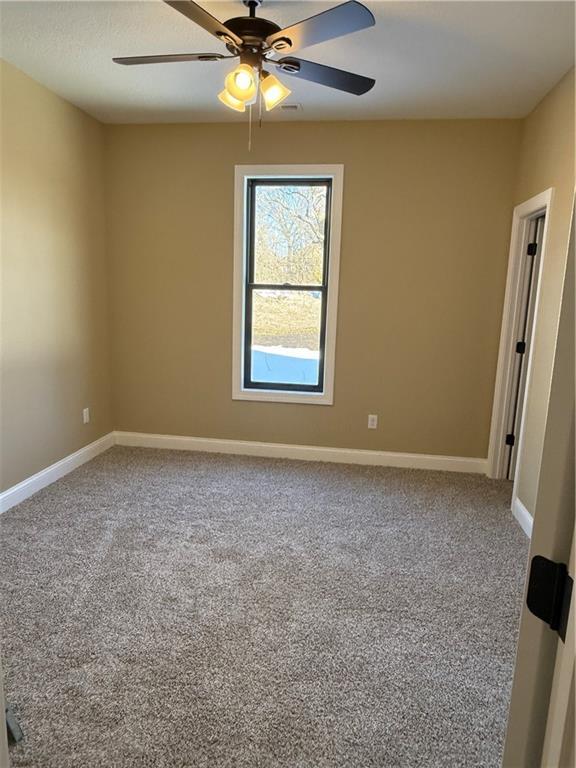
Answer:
xmin=252 ymin=183 xmax=328 ymax=286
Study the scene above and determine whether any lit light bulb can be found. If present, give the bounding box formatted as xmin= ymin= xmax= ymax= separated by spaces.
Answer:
xmin=260 ymin=71 xmax=291 ymax=111
xmin=234 ymin=69 xmax=253 ymax=90
xmin=224 ymin=64 xmax=257 ymax=103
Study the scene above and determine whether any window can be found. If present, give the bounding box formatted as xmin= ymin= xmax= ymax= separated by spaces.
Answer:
xmin=233 ymin=166 xmax=343 ymax=404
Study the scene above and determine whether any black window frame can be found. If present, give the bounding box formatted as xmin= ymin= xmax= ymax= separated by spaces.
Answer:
xmin=243 ymin=177 xmax=332 ymax=393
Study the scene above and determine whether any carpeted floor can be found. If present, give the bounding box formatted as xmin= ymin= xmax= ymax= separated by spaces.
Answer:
xmin=0 ymin=447 xmax=528 ymax=767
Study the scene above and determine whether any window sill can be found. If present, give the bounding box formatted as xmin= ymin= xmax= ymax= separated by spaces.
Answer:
xmin=232 ymin=388 xmax=333 ymax=405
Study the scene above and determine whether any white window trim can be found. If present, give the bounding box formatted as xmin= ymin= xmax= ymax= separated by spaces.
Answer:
xmin=232 ymin=164 xmax=343 ymax=405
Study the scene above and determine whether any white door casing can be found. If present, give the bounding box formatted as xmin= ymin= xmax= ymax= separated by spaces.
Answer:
xmin=487 ymin=189 xmax=554 ymax=538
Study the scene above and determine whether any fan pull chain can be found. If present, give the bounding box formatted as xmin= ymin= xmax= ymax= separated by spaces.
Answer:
xmin=248 ymin=103 xmax=252 ymax=152
xmin=259 ymin=89 xmax=263 ymax=129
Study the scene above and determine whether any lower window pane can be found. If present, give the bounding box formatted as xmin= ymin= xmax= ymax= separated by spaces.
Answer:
xmin=250 ymin=289 xmax=322 ymax=387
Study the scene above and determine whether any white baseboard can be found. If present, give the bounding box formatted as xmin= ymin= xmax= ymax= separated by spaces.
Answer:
xmin=0 ymin=432 xmax=115 ymax=514
xmin=114 ymin=431 xmax=487 ymax=474
xmin=0 ymin=430 xmax=489 ymax=515
xmin=512 ymin=496 xmax=533 ymax=538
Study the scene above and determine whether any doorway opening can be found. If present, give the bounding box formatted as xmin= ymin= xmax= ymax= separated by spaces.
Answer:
xmin=487 ymin=189 xmax=553 ymax=533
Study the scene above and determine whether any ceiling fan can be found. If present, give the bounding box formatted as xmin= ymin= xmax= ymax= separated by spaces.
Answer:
xmin=113 ymin=0 xmax=376 ymax=112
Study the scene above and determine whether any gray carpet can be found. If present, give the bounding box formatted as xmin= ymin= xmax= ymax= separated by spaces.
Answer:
xmin=0 ymin=446 xmax=528 ymax=767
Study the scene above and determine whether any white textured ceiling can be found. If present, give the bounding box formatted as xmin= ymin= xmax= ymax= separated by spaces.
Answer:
xmin=0 ymin=0 xmax=574 ymax=123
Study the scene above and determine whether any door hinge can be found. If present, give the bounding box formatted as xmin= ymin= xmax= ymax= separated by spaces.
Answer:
xmin=527 ymin=242 xmax=538 ymax=256
xmin=516 ymin=341 xmax=526 ymax=354
xmin=527 ymin=555 xmax=573 ymax=642
xmin=505 ymin=433 xmax=515 ymax=446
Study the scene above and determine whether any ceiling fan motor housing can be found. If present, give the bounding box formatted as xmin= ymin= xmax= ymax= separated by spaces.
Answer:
xmin=223 ymin=16 xmax=282 ymax=53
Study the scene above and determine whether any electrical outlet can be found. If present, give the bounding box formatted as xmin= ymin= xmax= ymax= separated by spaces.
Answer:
xmin=83 ymin=408 xmax=90 ymax=424
xmin=368 ymin=414 xmax=378 ymax=429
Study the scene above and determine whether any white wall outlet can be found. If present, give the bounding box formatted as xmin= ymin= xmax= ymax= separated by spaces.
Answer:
xmin=368 ymin=414 xmax=378 ymax=429
xmin=83 ymin=407 xmax=90 ymax=424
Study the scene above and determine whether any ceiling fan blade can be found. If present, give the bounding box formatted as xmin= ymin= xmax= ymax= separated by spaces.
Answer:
xmin=113 ymin=53 xmax=230 ymax=65
xmin=163 ymin=0 xmax=243 ymax=47
xmin=266 ymin=1 xmax=375 ymax=54
xmin=274 ymin=57 xmax=375 ymax=95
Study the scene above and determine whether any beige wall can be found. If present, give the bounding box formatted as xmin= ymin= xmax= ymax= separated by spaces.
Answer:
xmin=106 ymin=119 xmax=521 ymax=457
xmin=513 ymin=69 xmax=575 ymax=512
xmin=3 ymin=61 xmax=570 ymax=486
xmin=0 ymin=61 xmax=112 ymax=491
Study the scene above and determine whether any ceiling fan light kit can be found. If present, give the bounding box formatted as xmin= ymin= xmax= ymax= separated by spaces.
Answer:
xmin=113 ymin=0 xmax=376 ymax=115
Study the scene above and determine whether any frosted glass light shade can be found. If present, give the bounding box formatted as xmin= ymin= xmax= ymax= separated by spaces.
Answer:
xmin=261 ymin=72 xmax=291 ymax=111
xmin=218 ymin=89 xmax=246 ymax=112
